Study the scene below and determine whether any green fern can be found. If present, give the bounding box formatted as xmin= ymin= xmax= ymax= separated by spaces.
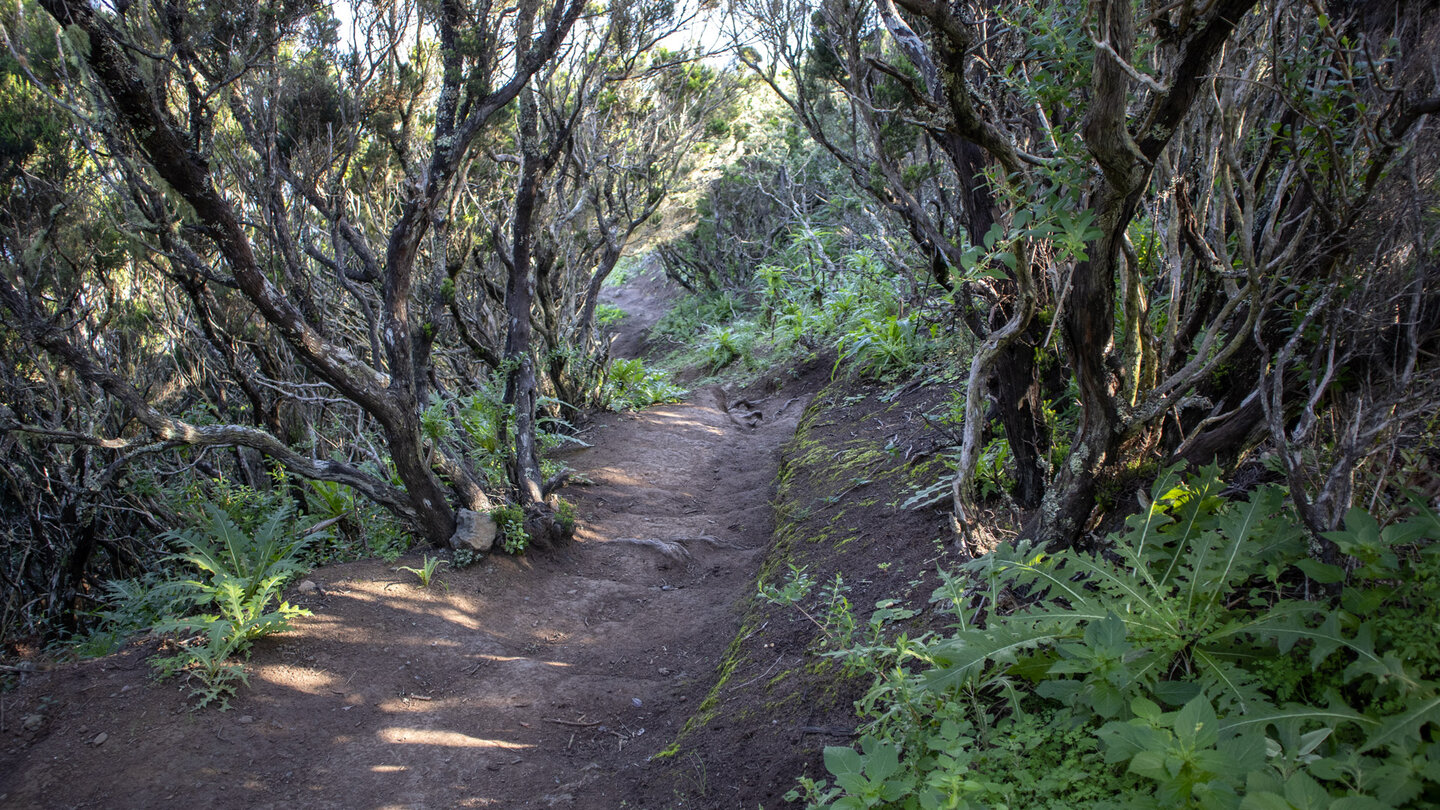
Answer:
xmin=395 ymin=555 xmax=447 ymax=588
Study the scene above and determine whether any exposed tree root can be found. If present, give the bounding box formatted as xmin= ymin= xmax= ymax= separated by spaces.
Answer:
xmin=607 ymin=535 xmax=741 ymax=562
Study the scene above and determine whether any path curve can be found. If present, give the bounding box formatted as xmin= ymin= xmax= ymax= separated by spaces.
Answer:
xmin=0 ymin=272 xmax=815 ymax=809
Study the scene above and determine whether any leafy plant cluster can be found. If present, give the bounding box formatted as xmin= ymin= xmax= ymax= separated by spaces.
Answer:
xmin=68 ymin=470 xmax=420 ymax=694
xmin=771 ymin=466 xmax=1440 ymax=808
xmin=651 ymin=116 xmax=960 ymax=384
xmin=654 ymin=231 xmax=950 ymax=385
xmin=395 ymin=555 xmax=447 ymax=587
xmin=143 ymin=505 xmax=316 ymax=709
xmin=491 ymin=503 xmax=530 ymax=555
xmin=425 ymin=373 xmax=584 ymax=489
xmin=598 ymin=358 xmax=685 ymax=411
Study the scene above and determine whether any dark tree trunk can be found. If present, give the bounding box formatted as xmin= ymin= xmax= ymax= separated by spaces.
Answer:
xmin=574 ymin=241 xmax=624 ymax=343
xmin=934 ymin=131 xmax=1052 ymax=509
xmin=503 ymin=87 xmax=546 ymax=506
xmin=993 ymin=326 xmax=1051 ymax=509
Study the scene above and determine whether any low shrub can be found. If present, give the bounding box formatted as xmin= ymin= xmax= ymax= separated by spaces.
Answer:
xmin=150 ymin=504 xmax=317 ymax=709
xmin=775 ymin=466 xmax=1440 ymax=808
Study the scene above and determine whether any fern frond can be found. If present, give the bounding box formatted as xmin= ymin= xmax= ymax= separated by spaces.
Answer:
xmin=1156 ymin=464 xmax=1225 ymax=587
xmin=1191 ymin=650 xmax=1269 ymax=716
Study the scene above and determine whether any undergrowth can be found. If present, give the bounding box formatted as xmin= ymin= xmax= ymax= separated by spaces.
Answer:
xmin=147 ymin=504 xmax=317 ymax=709
xmin=599 ymin=357 xmax=685 ymax=411
xmin=652 ymin=254 xmax=952 ymax=386
xmin=768 ymin=465 xmax=1440 ymax=808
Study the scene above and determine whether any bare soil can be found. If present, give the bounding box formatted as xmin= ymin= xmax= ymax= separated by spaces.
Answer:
xmin=640 ymin=377 xmax=960 ymax=810
xmin=0 ymin=268 xmax=825 ymax=809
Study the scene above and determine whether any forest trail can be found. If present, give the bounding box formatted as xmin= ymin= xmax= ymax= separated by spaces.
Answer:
xmin=0 ymin=269 xmax=818 ymax=809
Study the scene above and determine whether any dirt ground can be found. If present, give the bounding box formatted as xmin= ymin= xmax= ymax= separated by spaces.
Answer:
xmin=639 ymin=374 xmax=960 ymax=810
xmin=0 ymin=268 xmax=826 ymax=809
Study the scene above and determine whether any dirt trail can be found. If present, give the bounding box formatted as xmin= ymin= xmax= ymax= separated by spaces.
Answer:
xmin=0 ymin=269 xmax=816 ymax=809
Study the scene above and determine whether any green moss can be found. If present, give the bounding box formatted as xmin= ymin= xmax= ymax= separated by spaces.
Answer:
xmin=805 ymin=657 xmax=837 ymax=677
xmin=763 ymin=690 xmax=803 ymax=712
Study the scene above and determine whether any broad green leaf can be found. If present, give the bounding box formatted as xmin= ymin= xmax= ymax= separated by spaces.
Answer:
xmin=1128 ymin=749 xmax=1170 ymax=781
xmin=922 ymin=626 xmax=1068 ymax=692
xmin=1281 ymin=771 xmax=1330 ymax=810
xmin=1219 ymin=703 xmax=1372 ymax=734
xmin=1296 ymin=558 xmax=1346 ymax=584
xmin=1328 ymin=797 xmax=1391 ymax=809
xmin=1240 ymin=792 xmax=1296 ymax=810
xmin=824 ymin=745 xmax=865 ymax=781
xmin=1360 ymin=693 xmax=1440 ymax=753
xmin=1176 ymin=694 xmax=1220 ymax=749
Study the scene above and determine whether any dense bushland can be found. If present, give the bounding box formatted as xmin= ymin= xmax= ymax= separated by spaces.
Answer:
xmin=731 ymin=0 xmax=1440 ymax=554
xmin=0 ymin=0 xmax=722 ymax=645
xmin=2 ymin=0 xmax=1438 ymax=801
xmin=641 ymin=0 xmax=1440 ymax=805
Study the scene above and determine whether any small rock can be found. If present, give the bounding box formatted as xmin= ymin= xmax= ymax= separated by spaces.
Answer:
xmin=21 ymin=714 xmax=43 ymax=731
xmin=297 ymin=580 xmax=318 ymax=594
xmin=91 ymin=733 xmax=108 ymax=746
xmin=237 ymin=715 xmax=254 ymax=724
xmin=451 ymin=509 xmax=498 ymax=552
xmin=631 ymin=698 xmax=643 ymax=708
xmin=658 ymin=668 xmax=671 ymax=675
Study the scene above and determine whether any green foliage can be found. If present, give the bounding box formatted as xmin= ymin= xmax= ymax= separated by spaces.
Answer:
xmin=657 ymin=235 xmax=949 ymax=385
xmin=835 ymin=315 xmax=927 ymax=381
xmin=307 ymin=478 xmax=356 ymax=518
xmin=451 ymin=546 xmax=483 ymax=568
xmin=150 ymin=630 xmax=252 ymax=711
xmin=903 ymin=399 xmax=1016 ymax=510
xmin=173 ymin=476 xmax=295 ymax=538
xmin=600 ymin=358 xmax=685 ymax=411
xmin=71 ymin=571 xmax=193 ymax=658
xmin=760 ymin=565 xmax=866 ymax=655
xmin=303 ymin=478 xmax=412 ymax=563
xmin=702 ymin=325 xmax=751 ymax=371
xmin=603 ymin=254 xmax=641 ymax=289
xmin=491 ymin=504 xmax=529 ymax=555
xmin=149 ymin=504 xmax=316 ymax=709
xmin=975 ymin=440 xmax=1015 ymax=502
xmin=781 ymin=468 xmax=1440 ymax=809
xmin=594 ymin=302 xmax=628 ymax=327
xmin=449 ymin=379 xmax=579 ymax=488
xmin=555 ymin=497 xmax=577 ymax=535
xmin=395 ymin=554 xmax=447 ymax=587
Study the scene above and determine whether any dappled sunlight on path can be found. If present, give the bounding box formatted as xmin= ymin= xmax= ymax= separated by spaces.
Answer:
xmin=0 ymin=377 xmax=816 ymax=810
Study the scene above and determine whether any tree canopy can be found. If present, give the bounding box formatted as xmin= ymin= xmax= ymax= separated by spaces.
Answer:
xmin=1 ymin=0 xmax=1436 ymax=643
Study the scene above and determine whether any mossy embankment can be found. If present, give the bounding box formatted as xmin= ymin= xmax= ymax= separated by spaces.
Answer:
xmin=645 ymin=373 xmax=965 ymax=808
